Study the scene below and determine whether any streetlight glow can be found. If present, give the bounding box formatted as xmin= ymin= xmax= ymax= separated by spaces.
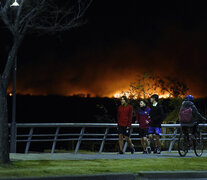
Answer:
xmin=10 ymin=0 xmax=19 ymax=7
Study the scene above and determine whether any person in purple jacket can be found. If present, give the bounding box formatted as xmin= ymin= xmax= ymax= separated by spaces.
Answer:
xmin=135 ymin=100 xmax=151 ymax=154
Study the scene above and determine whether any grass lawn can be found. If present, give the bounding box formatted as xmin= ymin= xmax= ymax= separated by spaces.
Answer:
xmin=0 ymin=157 xmax=207 ymax=178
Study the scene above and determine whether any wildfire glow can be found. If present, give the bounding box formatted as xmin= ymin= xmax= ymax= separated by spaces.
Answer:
xmin=113 ymin=92 xmax=124 ymax=98
xmin=113 ymin=91 xmax=130 ymax=98
xmin=159 ymin=93 xmax=171 ymax=98
xmin=113 ymin=91 xmax=170 ymax=99
xmin=113 ymin=91 xmax=138 ymax=99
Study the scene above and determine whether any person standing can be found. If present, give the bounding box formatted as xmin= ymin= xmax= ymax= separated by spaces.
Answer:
xmin=148 ymin=94 xmax=164 ymax=154
xmin=117 ymin=96 xmax=135 ymax=154
xmin=135 ymin=100 xmax=151 ymax=154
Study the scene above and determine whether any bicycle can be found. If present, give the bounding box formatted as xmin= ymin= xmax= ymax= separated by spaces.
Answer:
xmin=178 ymin=126 xmax=204 ymax=157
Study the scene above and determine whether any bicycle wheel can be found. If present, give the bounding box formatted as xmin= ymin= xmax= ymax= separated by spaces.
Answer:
xmin=193 ymin=133 xmax=204 ymax=157
xmin=178 ymin=132 xmax=188 ymax=157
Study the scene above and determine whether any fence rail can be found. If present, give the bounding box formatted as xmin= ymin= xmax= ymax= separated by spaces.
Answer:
xmin=9 ymin=123 xmax=207 ymax=154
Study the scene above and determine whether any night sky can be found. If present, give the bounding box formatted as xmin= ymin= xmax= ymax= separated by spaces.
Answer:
xmin=2 ymin=0 xmax=207 ymax=98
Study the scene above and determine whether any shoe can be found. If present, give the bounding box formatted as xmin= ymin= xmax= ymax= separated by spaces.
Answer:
xmin=143 ymin=150 xmax=147 ymax=154
xmin=146 ymin=147 xmax=151 ymax=154
xmin=153 ymin=147 xmax=157 ymax=154
xmin=130 ymin=144 xmax=135 ymax=154
xmin=131 ymin=147 xmax=135 ymax=154
xmin=156 ymin=148 xmax=161 ymax=154
xmin=118 ymin=151 xmax=124 ymax=154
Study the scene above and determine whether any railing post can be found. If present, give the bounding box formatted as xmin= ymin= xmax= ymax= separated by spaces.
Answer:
xmin=25 ymin=128 xmax=34 ymax=154
xmin=123 ymin=128 xmax=133 ymax=153
xmin=168 ymin=128 xmax=178 ymax=152
xmin=51 ymin=127 xmax=60 ymax=154
xmin=99 ymin=128 xmax=109 ymax=154
xmin=74 ymin=127 xmax=85 ymax=154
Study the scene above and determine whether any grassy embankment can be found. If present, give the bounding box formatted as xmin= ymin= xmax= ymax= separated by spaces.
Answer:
xmin=1 ymin=157 xmax=207 ymax=178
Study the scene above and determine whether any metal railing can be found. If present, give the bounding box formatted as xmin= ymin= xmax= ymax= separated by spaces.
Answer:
xmin=9 ymin=123 xmax=207 ymax=154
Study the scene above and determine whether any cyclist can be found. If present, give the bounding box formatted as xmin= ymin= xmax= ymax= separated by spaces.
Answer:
xmin=179 ymin=95 xmax=206 ymax=144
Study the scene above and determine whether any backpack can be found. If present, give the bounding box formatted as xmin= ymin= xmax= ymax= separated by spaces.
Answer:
xmin=179 ymin=107 xmax=192 ymax=123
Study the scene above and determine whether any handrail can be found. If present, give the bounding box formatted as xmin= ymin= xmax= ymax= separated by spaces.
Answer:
xmin=8 ymin=123 xmax=207 ymax=128
xmin=8 ymin=123 xmax=207 ymax=154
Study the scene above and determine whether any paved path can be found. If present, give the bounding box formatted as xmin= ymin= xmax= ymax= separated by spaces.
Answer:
xmin=10 ymin=151 xmax=207 ymax=161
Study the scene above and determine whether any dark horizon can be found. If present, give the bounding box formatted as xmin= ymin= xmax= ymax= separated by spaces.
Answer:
xmin=7 ymin=93 xmax=207 ymax=125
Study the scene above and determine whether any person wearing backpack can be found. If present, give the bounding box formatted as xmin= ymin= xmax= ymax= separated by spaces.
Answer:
xmin=179 ymin=95 xmax=206 ymax=142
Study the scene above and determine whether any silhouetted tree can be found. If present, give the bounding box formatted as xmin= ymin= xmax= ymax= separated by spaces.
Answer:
xmin=129 ymin=72 xmax=188 ymax=99
xmin=129 ymin=72 xmax=157 ymax=99
xmin=0 ymin=0 xmax=92 ymax=164
xmin=157 ymin=76 xmax=189 ymax=98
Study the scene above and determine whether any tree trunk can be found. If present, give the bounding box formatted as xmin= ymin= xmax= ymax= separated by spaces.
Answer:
xmin=0 ymin=39 xmax=21 ymax=164
xmin=0 ymin=80 xmax=10 ymax=164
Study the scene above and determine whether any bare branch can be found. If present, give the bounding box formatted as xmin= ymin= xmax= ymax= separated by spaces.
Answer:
xmin=1 ymin=0 xmax=93 ymax=36
xmin=25 ymin=0 xmax=93 ymax=34
xmin=0 ymin=0 xmax=14 ymax=34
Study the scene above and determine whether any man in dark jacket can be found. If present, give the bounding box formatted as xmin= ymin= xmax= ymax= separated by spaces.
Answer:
xmin=179 ymin=95 xmax=206 ymax=141
xmin=148 ymin=94 xmax=164 ymax=154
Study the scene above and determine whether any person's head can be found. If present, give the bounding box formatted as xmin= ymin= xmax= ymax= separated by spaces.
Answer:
xmin=150 ymin=94 xmax=159 ymax=103
xmin=185 ymin=95 xmax=194 ymax=102
xmin=120 ymin=96 xmax=128 ymax=105
xmin=139 ymin=100 xmax=148 ymax=108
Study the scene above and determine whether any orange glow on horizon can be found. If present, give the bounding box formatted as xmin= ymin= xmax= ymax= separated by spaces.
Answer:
xmin=113 ymin=91 xmax=170 ymax=99
xmin=6 ymin=88 xmax=200 ymax=99
xmin=7 ymin=81 xmax=200 ymax=98
xmin=113 ymin=91 xmax=132 ymax=98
